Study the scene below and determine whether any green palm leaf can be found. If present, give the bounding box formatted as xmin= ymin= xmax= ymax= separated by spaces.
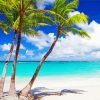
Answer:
xmin=23 ymin=29 xmax=39 ymax=36
xmin=68 ymin=28 xmax=90 ymax=38
xmin=64 ymin=14 xmax=88 ymax=26
xmin=66 ymin=0 xmax=78 ymax=9
xmin=0 ymin=21 xmax=10 ymax=34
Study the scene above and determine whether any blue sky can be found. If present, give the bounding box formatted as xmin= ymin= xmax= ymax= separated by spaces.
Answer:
xmin=0 ymin=0 xmax=100 ymax=61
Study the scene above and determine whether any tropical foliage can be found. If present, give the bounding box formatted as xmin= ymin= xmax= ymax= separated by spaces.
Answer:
xmin=0 ymin=0 xmax=90 ymax=99
xmin=19 ymin=0 xmax=90 ymax=97
xmin=0 ymin=0 xmax=54 ymax=98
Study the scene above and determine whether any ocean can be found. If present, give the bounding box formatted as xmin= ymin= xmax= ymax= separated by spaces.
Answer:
xmin=0 ymin=61 xmax=100 ymax=77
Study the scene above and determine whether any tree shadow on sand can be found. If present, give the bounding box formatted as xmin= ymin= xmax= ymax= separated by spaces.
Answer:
xmin=29 ymin=87 xmax=86 ymax=100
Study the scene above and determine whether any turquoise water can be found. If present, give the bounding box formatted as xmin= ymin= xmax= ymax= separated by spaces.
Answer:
xmin=0 ymin=61 xmax=100 ymax=77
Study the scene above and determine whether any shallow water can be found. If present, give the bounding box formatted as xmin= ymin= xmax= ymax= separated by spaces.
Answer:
xmin=0 ymin=61 xmax=100 ymax=77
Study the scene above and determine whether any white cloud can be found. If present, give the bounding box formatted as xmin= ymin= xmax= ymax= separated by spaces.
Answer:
xmin=68 ymin=11 xmax=81 ymax=17
xmin=22 ymin=11 xmax=100 ymax=61
xmin=36 ymin=0 xmax=55 ymax=9
xmin=0 ymin=43 xmax=11 ymax=51
xmin=0 ymin=43 xmax=26 ymax=51
xmin=20 ymin=44 xmax=26 ymax=50
xmin=26 ymin=50 xmax=34 ymax=56
xmin=2 ymin=11 xmax=100 ymax=61
xmin=91 ymin=51 xmax=100 ymax=59
xmin=16 ymin=50 xmax=34 ymax=61
xmin=77 ymin=21 xmax=100 ymax=50
xmin=68 ymin=11 xmax=85 ymax=18
xmin=24 ymin=30 xmax=55 ymax=50
xmin=46 ymin=20 xmax=100 ymax=61
xmin=18 ymin=54 xmax=26 ymax=60
xmin=29 ymin=20 xmax=100 ymax=61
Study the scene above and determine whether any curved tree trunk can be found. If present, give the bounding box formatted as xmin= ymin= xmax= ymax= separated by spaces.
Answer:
xmin=8 ymin=0 xmax=24 ymax=96
xmin=0 ymin=30 xmax=17 ymax=98
xmin=19 ymin=26 xmax=61 ymax=97
xmin=8 ymin=33 xmax=21 ymax=96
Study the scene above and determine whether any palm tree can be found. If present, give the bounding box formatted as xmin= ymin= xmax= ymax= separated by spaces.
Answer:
xmin=19 ymin=0 xmax=90 ymax=97
xmin=0 ymin=0 xmax=38 ymax=97
xmin=0 ymin=0 xmax=53 ymax=97
xmin=0 ymin=0 xmax=19 ymax=97
xmin=7 ymin=0 xmax=54 ymax=96
xmin=0 ymin=30 xmax=17 ymax=97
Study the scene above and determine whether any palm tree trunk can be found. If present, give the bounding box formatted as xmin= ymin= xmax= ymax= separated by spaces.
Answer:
xmin=0 ymin=30 xmax=17 ymax=98
xmin=19 ymin=26 xmax=61 ymax=97
xmin=8 ymin=33 xmax=21 ymax=96
xmin=8 ymin=1 xmax=24 ymax=96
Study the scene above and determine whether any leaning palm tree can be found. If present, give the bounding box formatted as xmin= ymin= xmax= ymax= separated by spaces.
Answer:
xmin=0 ymin=0 xmax=38 ymax=97
xmin=0 ymin=26 xmax=17 ymax=98
xmin=19 ymin=0 xmax=90 ymax=97
xmin=8 ymin=0 xmax=54 ymax=96
xmin=0 ymin=0 xmax=54 ymax=98
xmin=0 ymin=0 xmax=19 ymax=97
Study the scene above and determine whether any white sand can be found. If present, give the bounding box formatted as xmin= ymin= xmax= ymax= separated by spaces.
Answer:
xmin=3 ymin=76 xmax=100 ymax=100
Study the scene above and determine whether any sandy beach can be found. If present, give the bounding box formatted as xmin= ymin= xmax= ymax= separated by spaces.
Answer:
xmin=3 ymin=76 xmax=100 ymax=100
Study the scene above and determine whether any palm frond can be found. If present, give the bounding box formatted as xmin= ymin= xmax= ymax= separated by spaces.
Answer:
xmin=23 ymin=29 xmax=39 ymax=36
xmin=0 ymin=21 xmax=10 ymax=34
xmin=64 ymin=14 xmax=88 ymax=27
xmin=60 ymin=30 xmax=69 ymax=36
xmin=69 ymin=28 xmax=90 ymax=38
xmin=66 ymin=0 xmax=79 ymax=9
xmin=35 ymin=23 xmax=48 ymax=26
xmin=53 ymin=0 xmax=66 ymax=11
xmin=0 ymin=0 xmax=12 ymax=10
xmin=13 ymin=16 xmax=20 ymax=29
